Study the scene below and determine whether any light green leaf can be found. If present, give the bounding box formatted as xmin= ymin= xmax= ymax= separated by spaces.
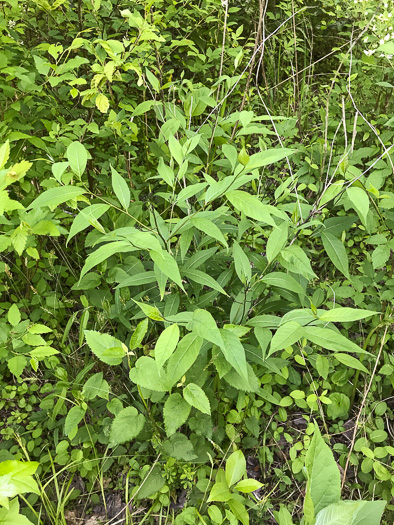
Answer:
xmin=129 ymin=318 xmax=149 ymax=351
xmin=304 ymin=422 xmax=341 ymax=517
xmin=269 ymin=321 xmax=303 ymax=356
xmin=8 ymin=356 xmax=27 ymax=377
xmin=280 ymin=244 xmax=317 ymax=279
xmin=0 ymin=140 xmax=10 ymax=170
xmin=315 ymin=500 xmax=386 ymax=525
xmin=266 ymin=222 xmax=288 ymax=263
xmin=67 ymin=204 xmax=109 ymax=245
xmin=7 ymin=304 xmax=21 ymax=327
xmin=166 ymin=334 xmax=202 ymax=386
xmin=233 ymin=241 xmax=251 ymax=284
xmin=150 ymin=249 xmax=185 ymax=291
xmin=183 ymin=268 xmax=228 ymax=295
xmin=225 ymin=450 xmax=246 ymax=487
xmin=183 ymin=383 xmax=211 ymax=414
xmin=346 ymin=186 xmax=369 ymax=225
xmin=84 ymin=330 xmax=126 ymax=365
xmin=158 ymin=157 xmax=174 ymax=187
xmin=261 ymin=272 xmax=305 ymax=295
xmin=163 ymin=393 xmax=191 ymax=437
xmin=208 ymin=482 xmax=232 ymax=502
xmin=64 ymin=405 xmax=85 ymax=437
xmin=133 ymin=300 xmax=164 ymax=321
xmin=168 ymin=135 xmax=184 ymax=165
xmin=226 ymin=190 xmax=275 ymax=226
xmin=81 ymin=241 xmax=136 ymax=279
xmin=0 ymin=497 xmax=35 ymax=524
xmin=372 ymin=244 xmax=390 ymax=269
xmin=96 ymin=93 xmax=110 ymax=113
xmin=188 ymin=309 xmax=223 ymax=348
xmin=319 ymin=307 xmax=378 ymax=323
xmin=109 ymin=407 xmax=145 ymax=445
xmin=191 ymin=216 xmax=228 ymax=247
xmin=111 ymin=166 xmax=130 ymax=210
xmin=235 ymin=479 xmax=264 ymax=493
xmin=66 ymin=141 xmax=88 ymax=177
xmin=246 ymin=148 xmax=296 ymax=171
xmin=219 ymin=328 xmax=249 ymax=384
xmin=29 ymin=346 xmax=59 ymax=359
xmin=27 ymin=186 xmax=86 ymax=210
xmin=335 ymin=353 xmax=369 ymax=373
xmin=155 ymin=324 xmax=180 ymax=369
xmin=321 ymin=232 xmax=350 ymax=279
xmin=82 ymin=372 xmax=110 ymax=400
xmin=132 ymin=100 xmax=162 ymax=117
xmin=116 ymin=271 xmax=156 ymax=288
xmin=304 ymin=326 xmax=365 ymax=354
xmin=129 ymin=356 xmax=170 ymax=392
xmin=319 ymin=180 xmax=344 ymax=207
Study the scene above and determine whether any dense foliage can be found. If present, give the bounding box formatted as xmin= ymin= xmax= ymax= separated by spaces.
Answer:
xmin=0 ymin=0 xmax=394 ymax=523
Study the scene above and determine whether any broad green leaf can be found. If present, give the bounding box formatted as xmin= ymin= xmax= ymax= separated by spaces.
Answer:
xmin=155 ymin=324 xmax=180 ymax=369
xmin=116 ymin=271 xmax=156 ymax=288
xmin=111 ymin=166 xmax=130 ymax=210
xmin=27 ymin=186 xmax=86 ymax=210
xmin=346 ymin=186 xmax=369 ymax=225
xmin=96 ymin=93 xmax=110 ymax=113
xmin=304 ymin=423 xmax=341 ymax=517
xmin=183 ymin=268 xmax=228 ymax=295
xmin=81 ymin=241 xmax=136 ymax=279
xmin=158 ymin=157 xmax=174 ymax=187
xmin=319 ymin=307 xmax=378 ymax=323
xmin=64 ymin=405 xmax=85 ymax=437
xmin=7 ymin=304 xmax=21 ymax=327
xmin=269 ymin=321 xmax=303 ymax=356
xmin=226 ymin=190 xmax=275 ymax=226
xmin=84 ymin=330 xmax=126 ymax=365
xmin=233 ymin=241 xmax=251 ymax=284
xmin=280 ymin=245 xmax=317 ymax=279
xmin=183 ymin=383 xmax=211 ymax=414
xmin=219 ymin=329 xmax=248 ymax=384
xmin=66 ymin=141 xmax=88 ymax=177
xmin=183 ymin=247 xmax=218 ymax=270
xmin=8 ymin=356 xmax=27 ymax=377
xmin=0 ymin=140 xmax=10 ymax=170
xmin=0 ymin=497 xmax=35 ymax=524
xmin=135 ymin=465 xmax=165 ymax=500
xmin=150 ymin=249 xmax=185 ymax=291
xmin=0 ymin=461 xmax=39 ymax=507
xmin=162 ymin=433 xmax=197 ymax=461
xmin=132 ymin=100 xmax=162 ymax=117
xmin=67 ymin=204 xmax=110 ymax=245
xmin=129 ymin=231 xmax=162 ymax=252
xmin=235 ymin=479 xmax=264 ymax=493
xmin=266 ymin=222 xmax=288 ymax=263
xmin=168 ymin=134 xmax=184 ymax=165
xmin=22 ymin=333 xmax=47 ymax=346
xmin=208 ymin=482 xmax=232 ymax=502
xmin=163 ymin=393 xmax=191 ymax=436
xmin=261 ymin=272 xmax=305 ymax=295
xmin=29 ymin=346 xmax=59 ymax=359
xmin=133 ymin=300 xmax=164 ymax=321
xmin=177 ymin=182 xmax=207 ymax=205
xmin=166 ymin=334 xmax=202 ymax=386
xmin=191 ymin=216 xmax=228 ymax=247
xmin=109 ymin=407 xmax=145 ymax=445
xmin=304 ymin=326 xmax=365 ymax=354
xmin=225 ymin=450 xmax=246 ymax=487
xmin=335 ymin=353 xmax=369 ymax=373
xmin=246 ymin=148 xmax=296 ymax=170
xmin=372 ymin=244 xmax=390 ymax=269
xmin=82 ymin=372 xmax=109 ymax=400
xmin=129 ymin=356 xmax=169 ymax=392
xmin=319 ymin=180 xmax=344 ymax=207
xmin=188 ymin=309 xmax=223 ymax=348
xmin=315 ymin=500 xmax=386 ymax=525
xmin=129 ymin=318 xmax=149 ymax=351
xmin=321 ymin=232 xmax=350 ymax=279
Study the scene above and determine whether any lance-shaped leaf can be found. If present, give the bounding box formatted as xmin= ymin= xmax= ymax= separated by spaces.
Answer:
xmin=226 ymin=190 xmax=275 ymax=226
xmin=27 ymin=186 xmax=86 ymax=210
xmin=321 ymin=232 xmax=350 ymax=279
xmin=111 ymin=166 xmax=130 ymax=210
xmin=66 ymin=141 xmax=88 ymax=177
xmin=155 ymin=324 xmax=180 ymax=369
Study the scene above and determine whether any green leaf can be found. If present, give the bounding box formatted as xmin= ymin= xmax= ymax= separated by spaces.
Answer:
xmin=96 ymin=93 xmax=110 ymax=113
xmin=208 ymin=482 xmax=232 ymax=502
xmin=150 ymin=249 xmax=185 ymax=291
xmin=29 ymin=346 xmax=59 ymax=359
xmin=246 ymin=148 xmax=296 ymax=170
xmin=225 ymin=450 xmax=246 ymax=487
xmin=266 ymin=222 xmax=288 ymax=263
xmin=111 ymin=166 xmax=130 ymax=210
xmin=27 ymin=186 xmax=86 ymax=210
xmin=269 ymin=321 xmax=303 ymax=356
xmin=163 ymin=393 xmax=191 ymax=437
xmin=335 ymin=353 xmax=369 ymax=373
xmin=168 ymin=135 xmax=184 ymax=165
xmin=0 ymin=140 xmax=10 ymax=170
xmin=226 ymin=190 xmax=275 ymax=226
xmin=81 ymin=241 xmax=136 ymax=279
xmin=235 ymin=478 xmax=264 ymax=493
xmin=304 ymin=326 xmax=365 ymax=354
xmin=188 ymin=309 xmax=223 ymax=348
xmin=372 ymin=244 xmax=390 ymax=269
xmin=319 ymin=180 xmax=344 ymax=207
xmin=319 ymin=307 xmax=378 ymax=323
xmin=233 ymin=241 xmax=251 ymax=284
xmin=190 ymin=216 xmax=228 ymax=247
xmin=129 ymin=356 xmax=170 ymax=392
xmin=157 ymin=157 xmax=174 ymax=187
xmin=66 ymin=141 xmax=88 ymax=177
xmin=0 ymin=461 xmax=39 ymax=506
xmin=116 ymin=271 xmax=156 ymax=288
xmin=315 ymin=500 xmax=386 ymax=525
xmin=67 ymin=204 xmax=109 ymax=245
xmin=183 ymin=383 xmax=211 ymax=414
xmin=219 ymin=329 xmax=249 ymax=384
xmin=8 ymin=356 xmax=27 ymax=377
xmin=132 ymin=100 xmax=162 ymax=117
xmin=82 ymin=372 xmax=110 ymax=400
xmin=321 ymin=232 xmax=350 ymax=279
xmin=162 ymin=433 xmax=197 ymax=461
xmin=135 ymin=465 xmax=165 ymax=500
xmin=280 ymin=245 xmax=317 ymax=279
xmin=109 ymin=407 xmax=145 ymax=445
xmin=261 ymin=272 xmax=305 ymax=295
xmin=7 ymin=304 xmax=21 ymax=327
xmin=155 ymin=324 xmax=180 ymax=369
xmin=166 ymin=334 xmax=203 ymax=386
xmin=64 ymin=405 xmax=86 ymax=437
xmin=84 ymin=330 xmax=126 ymax=365
xmin=183 ymin=268 xmax=228 ymax=295
xmin=129 ymin=318 xmax=149 ymax=351
xmin=133 ymin=300 xmax=164 ymax=321
xmin=0 ymin=497 xmax=35 ymax=525
xmin=304 ymin=422 xmax=341 ymax=517
xmin=346 ymin=186 xmax=369 ymax=225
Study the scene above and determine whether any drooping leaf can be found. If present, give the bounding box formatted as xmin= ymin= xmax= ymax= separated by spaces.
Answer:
xmin=266 ymin=222 xmax=288 ymax=263
xmin=183 ymin=268 xmax=228 ymax=295
xmin=150 ymin=249 xmax=185 ymax=291
xmin=27 ymin=186 xmax=86 ymax=210
xmin=111 ymin=166 xmax=130 ymax=210
xmin=318 ymin=307 xmax=378 ymax=323
xmin=261 ymin=272 xmax=305 ymax=295
xmin=81 ymin=241 xmax=136 ymax=279
xmin=233 ymin=241 xmax=252 ymax=284
xmin=321 ymin=232 xmax=350 ymax=279
xmin=304 ymin=326 xmax=366 ymax=354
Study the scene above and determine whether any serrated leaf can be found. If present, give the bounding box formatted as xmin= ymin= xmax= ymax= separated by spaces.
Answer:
xmin=8 ymin=356 xmax=27 ymax=377
xmin=183 ymin=383 xmax=211 ymax=414
xmin=163 ymin=393 xmax=191 ymax=436
xmin=111 ymin=166 xmax=130 ymax=210
xmin=84 ymin=330 xmax=126 ymax=365
xmin=7 ymin=304 xmax=21 ymax=327
xmin=96 ymin=93 xmax=109 ymax=113
xmin=155 ymin=324 xmax=180 ymax=369
xmin=109 ymin=407 xmax=145 ymax=445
